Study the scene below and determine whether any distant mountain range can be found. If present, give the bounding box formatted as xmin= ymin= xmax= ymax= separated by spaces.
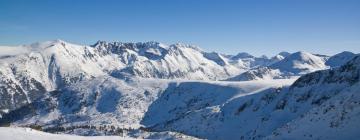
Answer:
xmin=0 ymin=40 xmax=359 ymax=139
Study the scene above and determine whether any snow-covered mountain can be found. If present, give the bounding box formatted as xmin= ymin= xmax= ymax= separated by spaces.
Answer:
xmin=0 ymin=40 xmax=122 ymax=116
xmin=154 ymin=54 xmax=360 ymax=140
xmin=0 ymin=40 xmax=284 ymax=117
xmin=229 ymin=52 xmax=280 ymax=68
xmin=0 ymin=40 xmax=359 ymax=139
xmin=227 ymin=51 xmax=329 ymax=81
xmin=92 ymin=41 xmax=280 ymax=80
xmin=2 ymin=54 xmax=360 ymax=139
xmin=270 ymin=51 xmax=328 ymax=74
xmin=325 ymin=51 xmax=356 ymax=67
xmin=92 ymin=41 xmax=243 ymax=80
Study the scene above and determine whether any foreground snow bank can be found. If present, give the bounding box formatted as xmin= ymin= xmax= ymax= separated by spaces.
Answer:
xmin=0 ymin=127 xmax=136 ymax=140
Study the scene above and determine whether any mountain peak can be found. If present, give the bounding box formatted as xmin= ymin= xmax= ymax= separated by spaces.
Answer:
xmin=270 ymin=51 xmax=327 ymax=74
xmin=325 ymin=51 xmax=356 ymax=67
xmin=232 ymin=52 xmax=254 ymax=59
xmin=53 ymin=39 xmax=66 ymax=43
xmin=278 ymin=51 xmax=291 ymax=57
xmin=169 ymin=43 xmax=202 ymax=52
xmin=92 ymin=40 xmax=107 ymax=47
xmin=284 ymin=51 xmax=320 ymax=61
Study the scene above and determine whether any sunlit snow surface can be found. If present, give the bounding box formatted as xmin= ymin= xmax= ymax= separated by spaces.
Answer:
xmin=0 ymin=127 xmax=136 ymax=140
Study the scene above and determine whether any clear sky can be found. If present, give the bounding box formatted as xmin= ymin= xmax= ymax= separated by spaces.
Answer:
xmin=0 ymin=0 xmax=359 ymax=56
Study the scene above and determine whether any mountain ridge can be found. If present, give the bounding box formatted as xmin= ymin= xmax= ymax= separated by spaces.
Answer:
xmin=0 ymin=40 xmax=359 ymax=139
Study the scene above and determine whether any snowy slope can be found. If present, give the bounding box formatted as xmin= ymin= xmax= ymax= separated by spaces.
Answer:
xmin=265 ymin=55 xmax=360 ymax=140
xmin=225 ymin=67 xmax=295 ymax=81
xmin=143 ymin=55 xmax=360 ymax=140
xmin=0 ymin=76 xmax=295 ymax=139
xmin=0 ymin=127 xmax=135 ymax=140
xmin=0 ymin=127 xmax=200 ymax=140
xmin=267 ymin=83 xmax=360 ymax=140
xmin=0 ymin=40 xmax=122 ymax=117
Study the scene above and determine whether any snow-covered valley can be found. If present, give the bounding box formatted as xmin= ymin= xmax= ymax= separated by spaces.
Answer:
xmin=0 ymin=40 xmax=359 ymax=139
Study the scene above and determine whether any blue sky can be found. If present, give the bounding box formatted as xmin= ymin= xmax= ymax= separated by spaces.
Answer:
xmin=0 ymin=0 xmax=359 ymax=56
